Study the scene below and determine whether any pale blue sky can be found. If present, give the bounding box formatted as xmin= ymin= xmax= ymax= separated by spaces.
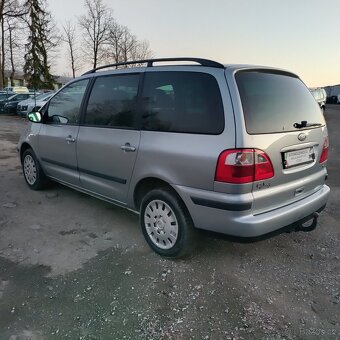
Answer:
xmin=49 ymin=0 xmax=340 ymax=87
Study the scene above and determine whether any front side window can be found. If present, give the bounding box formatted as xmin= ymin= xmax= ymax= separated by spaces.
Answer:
xmin=84 ymin=74 xmax=139 ymax=129
xmin=142 ymin=72 xmax=224 ymax=134
xmin=46 ymin=79 xmax=89 ymax=125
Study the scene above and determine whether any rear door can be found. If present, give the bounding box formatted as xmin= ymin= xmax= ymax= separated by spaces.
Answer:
xmin=76 ymin=73 xmax=141 ymax=204
xmin=233 ymin=70 xmax=328 ymax=214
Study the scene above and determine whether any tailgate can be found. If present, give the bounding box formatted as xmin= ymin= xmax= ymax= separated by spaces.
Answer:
xmin=248 ymin=128 xmax=327 ymax=214
xmin=234 ymin=69 xmax=328 ymax=215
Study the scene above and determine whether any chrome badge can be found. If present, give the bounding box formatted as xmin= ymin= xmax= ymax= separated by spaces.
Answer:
xmin=298 ymin=133 xmax=307 ymax=141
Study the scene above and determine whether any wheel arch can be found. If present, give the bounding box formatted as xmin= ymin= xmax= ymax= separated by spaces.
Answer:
xmin=133 ymin=177 xmax=186 ymax=212
xmin=20 ymin=142 xmax=33 ymax=163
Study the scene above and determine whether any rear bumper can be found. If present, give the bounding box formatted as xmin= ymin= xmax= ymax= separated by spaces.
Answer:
xmin=174 ymin=184 xmax=330 ymax=237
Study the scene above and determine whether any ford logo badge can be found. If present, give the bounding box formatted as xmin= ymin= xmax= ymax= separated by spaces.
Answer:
xmin=298 ymin=133 xmax=307 ymax=141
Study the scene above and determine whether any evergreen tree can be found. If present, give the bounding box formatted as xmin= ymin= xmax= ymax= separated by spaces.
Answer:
xmin=23 ymin=0 xmax=58 ymax=89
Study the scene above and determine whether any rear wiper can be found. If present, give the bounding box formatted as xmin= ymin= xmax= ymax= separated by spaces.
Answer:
xmin=306 ymin=123 xmax=322 ymax=127
xmin=293 ymin=121 xmax=322 ymax=129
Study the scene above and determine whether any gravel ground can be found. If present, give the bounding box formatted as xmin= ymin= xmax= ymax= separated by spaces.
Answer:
xmin=0 ymin=107 xmax=339 ymax=340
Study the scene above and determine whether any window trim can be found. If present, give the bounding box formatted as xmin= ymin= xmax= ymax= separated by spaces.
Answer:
xmin=42 ymin=70 xmax=226 ymax=134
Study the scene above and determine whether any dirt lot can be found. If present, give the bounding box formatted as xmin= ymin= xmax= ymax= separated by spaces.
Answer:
xmin=0 ymin=107 xmax=339 ymax=340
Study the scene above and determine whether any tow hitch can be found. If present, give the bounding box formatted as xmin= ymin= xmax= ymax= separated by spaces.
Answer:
xmin=294 ymin=212 xmax=319 ymax=232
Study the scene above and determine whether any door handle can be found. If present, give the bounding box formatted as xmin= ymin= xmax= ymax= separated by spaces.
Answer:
xmin=121 ymin=143 xmax=136 ymax=152
xmin=65 ymin=136 xmax=76 ymax=143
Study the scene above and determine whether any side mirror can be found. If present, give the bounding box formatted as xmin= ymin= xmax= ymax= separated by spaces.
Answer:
xmin=27 ymin=111 xmax=42 ymax=123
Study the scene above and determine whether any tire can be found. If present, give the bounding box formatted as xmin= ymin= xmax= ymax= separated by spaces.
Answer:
xmin=22 ymin=149 xmax=49 ymax=190
xmin=140 ymin=188 xmax=196 ymax=258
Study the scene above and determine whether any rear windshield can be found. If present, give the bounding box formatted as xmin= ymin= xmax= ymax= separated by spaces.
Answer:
xmin=235 ymin=70 xmax=324 ymax=134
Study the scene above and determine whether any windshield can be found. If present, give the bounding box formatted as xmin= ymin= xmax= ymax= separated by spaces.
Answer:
xmin=235 ymin=70 xmax=324 ymax=134
xmin=7 ymin=94 xmax=17 ymax=101
xmin=35 ymin=92 xmax=53 ymax=101
xmin=0 ymin=94 xmax=9 ymax=100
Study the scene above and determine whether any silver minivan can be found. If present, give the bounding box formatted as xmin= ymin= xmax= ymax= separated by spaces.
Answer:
xmin=18 ymin=58 xmax=330 ymax=257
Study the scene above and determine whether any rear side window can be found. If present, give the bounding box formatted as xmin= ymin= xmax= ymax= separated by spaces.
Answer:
xmin=236 ymin=71 xmax=324 ymax=134
xmin=142 ymin=72 xmax=224 ymax=134
xmin=84 ymin=74 xmax=139 ymax=129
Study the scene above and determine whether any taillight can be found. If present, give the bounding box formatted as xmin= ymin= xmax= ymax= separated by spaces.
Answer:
xmin=215 ymin=149 xmax=274 ymax=184
xmin=319 ymin=136 xmax=329 ymax=164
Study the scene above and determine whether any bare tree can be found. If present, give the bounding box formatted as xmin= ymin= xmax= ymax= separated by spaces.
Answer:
xmin=1 ymin=11 xmax=6 ymax=87
xmin=130 ymin=39 xmax=153 ymax=61
xmin=62 ymin=21 xmax=80 ymax=78
xmin=105 ymin=21 xmax=124 ymax=65
xmin=0 ymin=0 xmax=5 ymax=87
xmin=78 ymin=0 xmax=112 ymax=69
xmin=0 ymin=0 xmax=27 ymax=88
xmin=118 ymin=26 xmax=137 ymax=64
xmin=105 ymin=23 xmax=153 ymax=67
xmin=5 ymin=16 xmax=21 ymax=85
xmin=0 ymin=0 xmax=154 ymax=88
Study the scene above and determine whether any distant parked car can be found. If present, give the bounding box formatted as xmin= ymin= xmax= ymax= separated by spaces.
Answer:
xmin=310 ymin=88 xmax=326 ymax=111
xmin=16 ymin=97 xmax=35 ymax=116
xmin=26 ymin=92 xmax=54 ymax=115
xmin=17 ymin=92 xmax=54 ymax=117
xmin=0 ymin=93 xmax=35 ymax=114
xmin=2 ymin=86 xmax=29 ymax=93
xmin=0 ymin=92 xmax=15 ymax=102
xmin=326 ymin=96 xmax=338 ymax=104
xmin=337 ymin=95 xmax=340 ymax=104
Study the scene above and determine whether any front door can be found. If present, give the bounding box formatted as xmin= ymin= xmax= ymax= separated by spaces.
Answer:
xmin=38 ymin=79 xmax=90 ymax=186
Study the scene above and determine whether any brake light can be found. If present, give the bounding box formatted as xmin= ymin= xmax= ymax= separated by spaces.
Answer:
xmin=215 ymin=149 xmax=274 ymax=184
xmin=319 ymin=136 xmax=329 ymax=164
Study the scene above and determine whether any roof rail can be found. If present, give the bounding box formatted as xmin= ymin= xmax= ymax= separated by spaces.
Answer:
xmin=82 ymin=57 xmax=225 ymax=75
